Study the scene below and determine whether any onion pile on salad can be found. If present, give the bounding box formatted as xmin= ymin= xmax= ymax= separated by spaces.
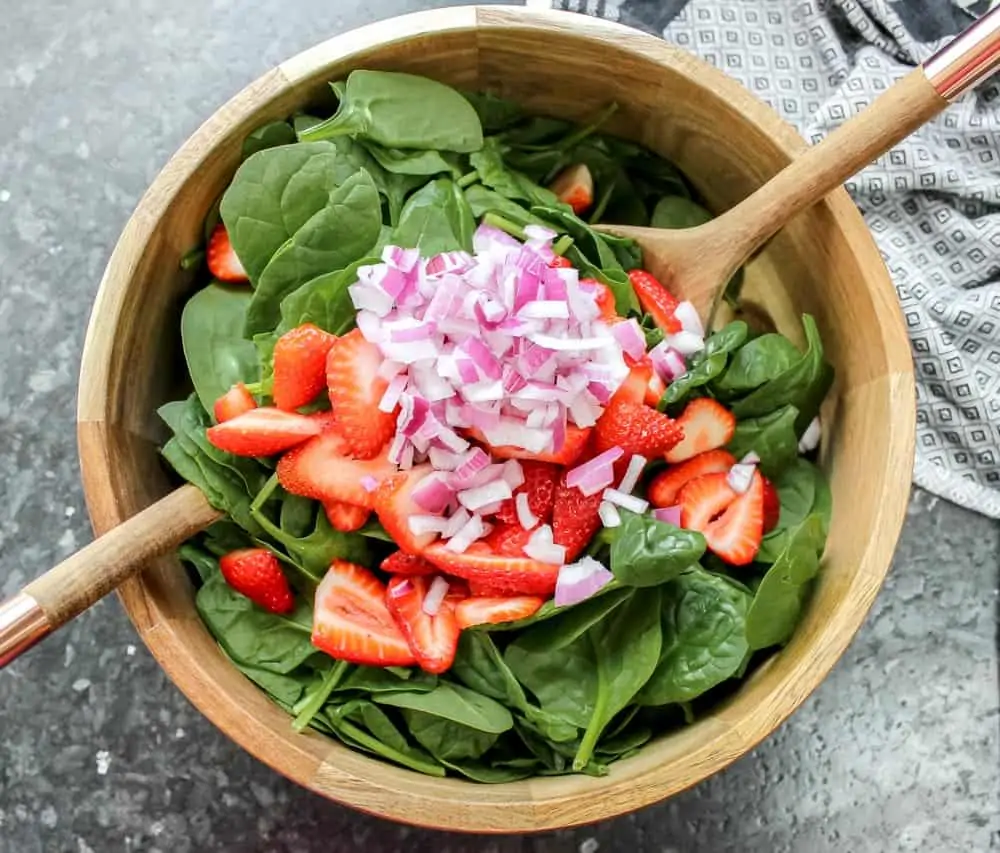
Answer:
xmin=204 ymin=223 xmax=794 ymax=675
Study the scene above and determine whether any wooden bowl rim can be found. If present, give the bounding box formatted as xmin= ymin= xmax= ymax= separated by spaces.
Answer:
xmin=76 ymin=5 xmax=915 ymax=832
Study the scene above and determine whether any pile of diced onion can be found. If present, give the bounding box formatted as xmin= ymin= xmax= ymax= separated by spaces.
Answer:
xmin=349 ymin=223 xmax=712 ymax=609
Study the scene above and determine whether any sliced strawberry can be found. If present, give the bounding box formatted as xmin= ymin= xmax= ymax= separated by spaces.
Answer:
xmin=206 ymin=223 xmax=248 ymax=284
xmin=481 ymin=524 xmax=534 ymax=557
xmin=678 ymin=472 xmax=739 ymax=531
xmin=469 ymin=424 xmax=592 ymax=467
xmin=455 ymin=596 xmax=546 ymax=629
xmin=581 ymin=278 xmax=620 ymax=323
xmin=312 ymin=561 xmax=415 ymax=666
xmin=702 ymin=471 xmax=764 ymax=566
xmin=381 ymin=551 xmax=436 ymax=576
xmin=423 ymin=542 xmax=560 ymax=597
xmin=548 ymin=255 xmax=573 ymax=269
xmin=326 ymin=328 xmax=396 ymax=459
xmin=665 ymin=398 xmax=737 ymax=463
xmin=551 ymin=477 xmax=605 ymax=562
xmin=322 ymin=500 xmax=371 ymax=532
xmin=593 ymin=399 xmax=684 ymax=458
xmin=762 ymin=476 xmax=781 ymax=533
xmin=646 ymin=371 xmax=666 ymax=408
xmin=629 ymin=269 xmax=681 ymax=334
xmin=385 ymin=575 xmax=462 ymax=674
xmin=273 ymin=324 xmax=337 ymax=412
xmin=613 ymin=360 xmax=654 ymax=405
xmin=647 ymin=449 xmax=737 ymax=508
xmin=219 ymin=548 xmax=294 ymax=613
xmin=206 ymin=407 xmax=321 ymax=457
xmin=277 ymin=429 xmax=395 ymax=509
xmin=373 ymin=465 xmax=439 ymax=554
xmin=548 ymin=163 xmax=594 ymax=215
xmin=213 ymin=383 xmax=257 ymax=423
xmin=494 ymin=461 xmax=560 ymax=527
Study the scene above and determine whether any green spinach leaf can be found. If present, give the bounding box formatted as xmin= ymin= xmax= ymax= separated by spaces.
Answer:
xmin=376 ymin=682 xmax=513 ymax=734
xmin=714 ymin=333 xmax=803 ymax=396
xmin=392 ymin=178 xmax=475 ymax=255
xmin=726 ymin=405 xmax=800 ymax=478
xmin=242 ymin=120 xmax=297 ymax=160
xmin=275 ymin=257 xmax=377 ymax=337
xmin=608 ymin=510 xmax=706 ymax=587
xmin=651 ymin=195 xmax=711 ymax=229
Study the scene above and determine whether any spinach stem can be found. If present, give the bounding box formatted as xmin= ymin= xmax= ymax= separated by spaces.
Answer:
xmin=588 ymin=180 xmax=616 ymax=225
xmin=483 ymin=212 xmax=526 ymax=241
xmin=457 ymin=170 xmax=479 ymax=188
xmin=292 ymin=660 xmax=349 ymax=732
xmin=552 ymin=235 xmax=574 ymax=256
xmin=250 ymin=473 xmax=281 ymax=514
xmin=573 ymin=688 xmax=608 ymax=772
xmin=334 ymin=720 xmax=447 ymax=777
xmin=557 ymin=102 xmax=619 ymax=154
xmin=180 ymin=248 xmax=205 ymax=271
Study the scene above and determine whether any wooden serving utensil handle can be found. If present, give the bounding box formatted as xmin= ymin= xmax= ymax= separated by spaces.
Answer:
xmin=709 ymin=8 xmax=1000 ymax=292
xmin=0 ymin=484 xmax=221 ymax=668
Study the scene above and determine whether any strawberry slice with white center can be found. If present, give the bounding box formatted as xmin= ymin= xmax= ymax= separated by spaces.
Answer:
xmin=205 ymin=407 xmax=321 ymax=457
xmin=664 ymin=398 xmax=736 ymax=463
xmin=312 ymin=561 xmax=415 ymax=667
xmin=206 ymin=223 xmax=248 ymax=284
xmin=454 ymin=595 xmax=545 ymax=629
xmin=469 ymin=424 xmax=592 ymax=467
xmin=373 ymin=465 xmax=440 ymax=554
xmin=213 ymin=383 xmax=257 ymax=423
xmin=385 ymin=575 xmax=463 ymax=674
xmin=277 ymin=430 xmax=395 ymax=509
xmin=678 ymin=471 xmax=764 ymax=565
xmin=422 ymin=542 xmax=561 ymax=597
xmin=322 ymin=500 xmax=371 ymax=532
xmin=647 ymin=449 xmax=737 ymax=508
xmin=548 ymin=163 xmax=594 ymax=215
xmin=326 ymin=328 xmax=396 ymax=459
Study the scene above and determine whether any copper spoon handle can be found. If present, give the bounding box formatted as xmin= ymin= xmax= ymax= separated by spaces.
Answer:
xmin=0 ymin=485 xmax=220 ymax=668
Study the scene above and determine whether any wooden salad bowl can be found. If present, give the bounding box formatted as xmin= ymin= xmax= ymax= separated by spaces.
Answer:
xmin=76 ymin=5 xmax=915 ymax=832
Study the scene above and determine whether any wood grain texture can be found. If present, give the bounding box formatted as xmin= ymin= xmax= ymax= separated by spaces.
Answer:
xmin=75 ymin=5 xmax=915 ymax=833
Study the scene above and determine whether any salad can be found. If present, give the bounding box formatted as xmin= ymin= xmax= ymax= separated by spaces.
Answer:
xmin=163 ymin=71 xmax=834 ymax=782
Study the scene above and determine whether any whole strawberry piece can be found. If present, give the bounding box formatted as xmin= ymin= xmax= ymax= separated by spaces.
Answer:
xmin=628 ymin=269 xmax=681 ymax=333
xmin=214 ymin=383 xmax=257 ymax=423
xmin=322 ymin=500 xmax=371 ymax=533
xmin=326 ymin=328 xmax=396 ymax=459
xmin=206 ymin=223 xmax=248 ymax=284
xmin=219 ymin=548 xmax=294 ymax=613
xmin=762 ymin=476 xmax=781 ymax=532
xmin=593 ymin=399 xmax=684 ymax=457
xmin=551 ymin=477 xmax=604 ymax=562
xmin=273 ymin=324 xmax=337 ymax=412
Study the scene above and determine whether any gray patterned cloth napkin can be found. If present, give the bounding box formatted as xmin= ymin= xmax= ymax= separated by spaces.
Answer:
xmin=549 ymin=0 xmax=1000 ymax=518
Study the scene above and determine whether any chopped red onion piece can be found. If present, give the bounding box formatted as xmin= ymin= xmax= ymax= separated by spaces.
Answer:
xmin=598 ymin=501 xmax=622 ymax=528
xmin=360 ymin=475 xmax=379 ymax=493
xmin=519 ymin=300 xmax=571 ymax=320
xmin=461 ymin=338 xmax=502 ymax=380
xmin=399 ymin=443 xmax=415 ymax=470
xmin=664 ymin=331 xmax=705 ymax=356
xmin=408 ymin=514 xmax=449 ymax=536
xmin=387 ymin=433 xmax=407 ymax=465
xmin=444 ymin=513 xmax=489 ymax=553
xmin=611 ymin=319 xmax=647 ymax=361
xmin=649 ymin=342 xmax=687 ymax=381
xmin=798 ymin=416 xmax=822 ymax=453
xmin=524 ymin=524 xmax=565 ymax=564
xmin=602 ymin=488 xmax=649 ymax=514
xmin=483 ymin=419 xmax=552 ymax=454
xmin=529 ymin=333 xmax=611 ymax=352
xmin=617 ymin=454 xmax=647 ymax=494
xmin=390 ymin=321 xmax=436 ymax=342
xmin=566 ymin=447 xmax=624 ymax=490
xmin=524 ymin=224 xmax=558 ymax=243
xmin=515 ymin=493 xmax=539 ymax=530
xmin=740 ymin=450 xmax=761 ymax=465
xmin=443 ymin=508 xmax=471 ymax=539
xmin=422 ymin=577 xmax=450 ymax=616
xmin=554 ymin=557 xmax=614 ymax=608
xmin=379 ymin=374 xmax=408 ymax=413
xmin=502 ymin=459 xmax=525 ymax=490
xmin=652 ymin=505 xmax=682 ymax=527
xmin=674 ymin=301 xmax=704 ymax=336
xmin=458 ymin=479 xmax=513 ymax=512
xmin=377 ymin=359 xmax=406 ymax=381
xmin=726 ymin=462 xmax=756 ymax=494
xmin=348 ymin=282 xmax=395 ymax=317
xmin=412 ymin=473 xmax=454 ymax=513
xmin=568 ymin=392 xmax=602 ymax=428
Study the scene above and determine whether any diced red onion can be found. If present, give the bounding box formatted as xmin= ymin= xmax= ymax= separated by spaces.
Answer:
xmin=390 ymin=320 xmax=436 ymax=342
xmin=408 ymin=514 xmax=449 ymax=536
xmin=567 ymin=447 xmax=624 ymax=492
xmin=515 ymin=493 xmax=539 ymax=530
xmin=617 ymin=454 xmax=647 ymax=494
xmin=476 ymin=500 xmax=505 ymax=516
xmin=458 ymin=479 xmax=513 ymax=512
xmin=602 ymin=488 xmax=649 ymax=514
xmin=727 ymin=462 xmax=756 ymax=494
xmin=664 ymin=331 xmax=705 ymax=356
xmin=483 ymin=419 xmax=551 ymax=454
xmin=611 ymin=319 xmax=647 ymax=361
xmin=649 ymin=342 xmax=688 ymax=381
xmin=554 ymin=557 xmax=614 ymax=608
xmin=382 ymin=245 xmax=421 ymax=273
xmin=568 ymin=392 xmax=602 ymax=428
xmin=524 ymin=524 xmax=565 ymax=564
xmin=675 ymin=301 xmax=704 ymax=336
xmin=379 ymin=374 xmax=408 ymax=413
xmin=598 ymin=501 xmax=622 ymax=528
xmin=529 ymin=333 xmax=612 ymax=352
xmin=412 ymin=473 xmax=454 ymax=514
xmin=740 ymin=450 xmax=761 ymax=465
xmin=798 ymin=416 xmax=822 ymax=453
xmin=519 ymin=300 xmax=570 ymax=320
xmin=443 ymin=507 xmax=471 ymax=539
xmin=399 ymin=443 xmax=414 ymax=470
xmin=360 ymin=475 xmax=379 ymax=493
xmin=422 ymin=577 xmax=450 ymax=616
xmin=348 ymin=282 xmax=395 ymax=317
xmin=652 ymin=505 xmax=682 ymax=527
xmin=502 ymin=459 xmax=525 ymax=490
xmin=524 ymin=224 xmax=558 ymax=243
xmin=444 ymin=513 xmax=489 ymax=553
xmin=387 ymin=433 xmax=407 ymax=465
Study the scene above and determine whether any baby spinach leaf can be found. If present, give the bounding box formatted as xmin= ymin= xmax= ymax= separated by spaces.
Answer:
xmin=729 ymin=315 xmax=834 ymax=432
xmin=275 ymin=257 xmax=377 ymax=337
xmin=360 ymin=141 xmax=462 ymax=178
xmin=470 ymin=138 xmax=563 ymax=209
xmin=242 ymin=120 xmax=297 ymax=160
xmin=746 ymin=515 xmax=826 ymax=650
xmin=651 ymin=195 xmax=712 ymax=229
xmin=465 ymin=184 xmax=541 ymax=225
xmin=334 ymin=665 xmax=436 ymax=695
xmin=279 ymin=493 xmax=315 ymax=539
xmin=195 ymin=575 xmax=314 ymax=674
xmin=439 ymin=759 xmax=535 ymax=783
xmin=595 ymin=724 xmax=653 ymax=759
xmin=376 ymin=682 xmax=514 ymax=734
xmin=461 ymin=91 xmax=525 ymax=133
xmin=299 ymin=71 xmax=483 ymax=153
xmin=638 ymin=566 xmax=751 ymax=706
xmin=233 ymin=660 xmax=312 ymax=708
xmin=326 ymin=710 xmax=446 ymax=776
xmin=180 ymin=283 xmax=260 ymax=414
xmin=246 ymin=169 xmax=382 ymax=335
xmin=703 ymin=320 xmax=750 ymax=358
xmin=392 ymin=178 xmax=475 ymax=255
xmin=399 ymin=711 xmax=500 ymax=762
xmin=178 ymin=542 xmax=220 ymax=583
xmin=608 ymin=510 xmax=706 ymax=587
xmin=727 ymin=405 xmax=800 ymax=478
xmin=220 ymin=141 xmax=359 ymax=284
xmin=714 ymin=333 xmax=803 ymax=396
xmin=658 ymin=321 xmax=750 ymax=409
xmin=756 ymin=459 xmax=831 ymax=563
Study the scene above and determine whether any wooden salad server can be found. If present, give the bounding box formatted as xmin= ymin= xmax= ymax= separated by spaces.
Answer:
xmin=596 ymin=7 xmax=1000 ymax=323
xmin=1 ymin=9 xmax=998 ymax=670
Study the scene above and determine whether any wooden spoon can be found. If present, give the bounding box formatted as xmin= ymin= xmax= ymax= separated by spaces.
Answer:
xmin=596 ymin=9 xmax=1000 ymax=323
xmin=1 ymin=12 xmax=998 ymax=669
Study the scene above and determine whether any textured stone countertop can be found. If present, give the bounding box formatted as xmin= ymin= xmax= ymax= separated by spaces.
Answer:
xmin=1 ymin=2 xmax=998 ymax=851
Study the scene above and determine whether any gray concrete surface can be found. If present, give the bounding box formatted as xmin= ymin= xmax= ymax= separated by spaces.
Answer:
xmin=1 ymin=2 xmax=998 ymax=851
